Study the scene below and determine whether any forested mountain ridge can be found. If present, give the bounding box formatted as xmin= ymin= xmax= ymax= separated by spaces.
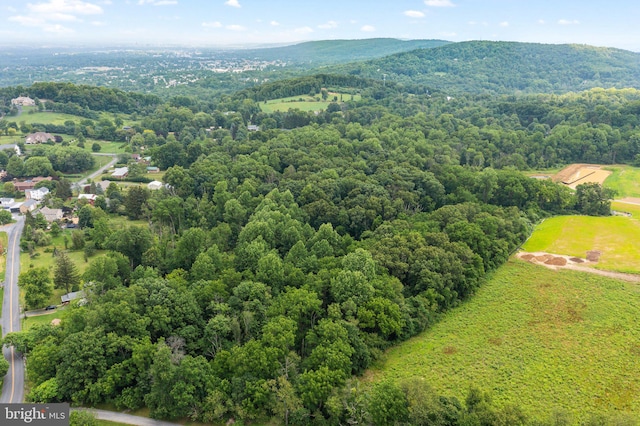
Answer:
xmin=241 ymin=38 xmax=451 ymax=65
xmin=329 ymin=40 xmax=640 ymax=94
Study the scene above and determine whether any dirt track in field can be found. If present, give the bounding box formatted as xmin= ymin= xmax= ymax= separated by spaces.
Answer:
xmin=552 ymin=164 xmax=612 ymax=189
xmin=516 ymin=251 xmax=640 ymax=283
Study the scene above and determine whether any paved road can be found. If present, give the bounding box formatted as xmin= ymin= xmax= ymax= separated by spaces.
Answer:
xmin=73 ymin=408 xmax=181 ymax=426
xmin=0 ymin=216 xmax=25 ymax=404
xmin=76 ymin=153 xmax=118 ymax=188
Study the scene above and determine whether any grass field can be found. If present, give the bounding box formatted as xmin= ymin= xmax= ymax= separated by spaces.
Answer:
xmin=23 ymin=310 xmax=64 ymax=330
xmin=612 ymin=201 xmax=640 ymax=219
xmin=521 ymin=215 xmax=640 ymax=274
xmin=603 ymin=165 xmax=640 ymax=198
xmin=5 ymin=108 xmax=85 ymax=126
xmin=21 ymin=230 xmax=103 ymax=306
xmin=260 ymin=92 xmax=360 ymax=113
xmin=0 ymin=231 xmax=8 ymax=282
xmin=366 ymin=260 xmax=640 ymax=423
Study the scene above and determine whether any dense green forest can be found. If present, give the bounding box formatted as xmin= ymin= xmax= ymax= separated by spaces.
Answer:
xmin=1 ymin=69 xmax=632 ymax=424
xmin=331 ymin=41 xmax=640 ymax=94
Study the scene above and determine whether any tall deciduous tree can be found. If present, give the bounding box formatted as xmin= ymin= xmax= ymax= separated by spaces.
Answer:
xmin=18 ymin=267 xmax=53 ymax=309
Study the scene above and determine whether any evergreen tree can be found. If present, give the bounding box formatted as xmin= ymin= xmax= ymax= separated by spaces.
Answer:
xmin=54 ymin=251 xmax=81 ymax=294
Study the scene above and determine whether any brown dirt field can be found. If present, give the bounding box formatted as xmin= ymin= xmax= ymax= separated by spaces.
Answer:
xmin=552 ymin=164 xmax=611 ymax=189
xmin=545 ymin=257 xmax=567 ymax=266
xmin=586 ymin=251 xmax=601 ymax=262
xmin=517 ymin=251 xmax=640 ymax=283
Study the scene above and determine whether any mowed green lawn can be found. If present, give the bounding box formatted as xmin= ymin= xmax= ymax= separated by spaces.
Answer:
xmin=5 ymin=108 xmax=84 ymax=126
xmin=260 ymin=92 xmax=360 ymax=113
xmin=367 ymin=260 xmax=640 ymax=422
xmin=603 ymin=165 xmax=640 ymax=198
xmin=522 ymin=215 xmax=640 ymax=274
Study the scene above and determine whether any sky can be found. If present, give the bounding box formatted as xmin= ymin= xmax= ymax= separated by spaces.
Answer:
xmin=1 ymin=0 xmax=640 ymax=51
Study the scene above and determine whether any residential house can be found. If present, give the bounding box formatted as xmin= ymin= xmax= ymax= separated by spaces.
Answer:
xmin=247 ymin=124 xmax=260 ymax=132
xmin=38 ymin=206 xmax=63 ymax=222
xmin=111 ymin=167 xmax=129 ymax=179
xmin=13 ymin=177 xmax=53 ymax=192
xmin=11 ymin=96 xmax=36 ymax=107
xmin=61 ymin=290 xmax=85 ymax=305
xmin=25 ymin=132 xmax=54 ymax=144
xmin=146 ymin=166 xmax=159 ymax=173
xmin=19 ymin=199 xmax=38 ymax=214
xmin=78 ymin=194 xmax=98 ymax=205
xmin=25 ymin=187 xmax=50 ymax=201
xmin=0 ymin=198 xmax=15 ymax=209
xmin=147 ymin=180 xmax=163 ymax=190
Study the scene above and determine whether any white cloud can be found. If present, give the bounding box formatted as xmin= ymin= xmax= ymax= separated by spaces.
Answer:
xmin=270 ymin=20 xmax=279 ymax=26
xmin=404 ymin=10 xmax=425 ymax=18
xmin=202 ymin=21 xmax=222 ymax=28
xmin=350 ymin=19 xmax=358 ymax=24
xmin=29 ymin=0 xmax=103 ymax=15
xmin=499 ymin=21 xmax=509 ymax=27
xmin=138 ymin=0 xmax=177 ymax=5
xmin=9 ymin=15 xmax=45 ymax=26
xmin=294 ymin=26 xmax=314 ymax=34
xmin=226 ymin=24 xmax=246 ymax=31
xmin=7 ymin=6 xmax=17 ymax=12
xmin=225 ymin=0 xmax=241 ymax=8
xmin=92 ymin=20 xmax=106 ymax=26
xmin=318 ymin=20 xmax=338 ymax=29
xmin=538 ymin=19 xmax=545 ymax=24
xmin=44 ymin=24 xmax=75 ymax=33
xmin=558 ymin=19 xmax=579 ymax=25
xmin=424 ymin=0 xmax=455 ymax=7
xmin=361 ymin=25 xmax=375 ymax=32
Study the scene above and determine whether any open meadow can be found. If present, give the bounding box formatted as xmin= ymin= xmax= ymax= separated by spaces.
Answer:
xmin=366 ymin=260 xmax=640 ymax=423
xmin=260 ymin=92 xmax=360 ymax=113
xmin=603 ymin=165 xmax=640 ymax=199
xmin=521 ymin=215 xmax=640 ymax=274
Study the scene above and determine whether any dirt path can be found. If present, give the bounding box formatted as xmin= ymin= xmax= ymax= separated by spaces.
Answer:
xmin=516 ymin=251 xmax=640 ymax=283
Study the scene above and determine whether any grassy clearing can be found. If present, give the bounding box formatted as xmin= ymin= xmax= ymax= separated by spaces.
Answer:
xmin=612 ymin=201 xmax=640 ymax=219
xmin=23 ymin=310 xmax=64 ymax=330
xmin=603 ymin=165 xmax=640 ymax=198
xmin=20 ymin=229 xmax=104 ymax=306
xmin=0 ymin=231 xmax=8 ymax=282
xmin=521 ymin=215 xmax=640 ymax=274
xmin=5 ymin=108 xmax=84 ymax=126
xmin=260 ymin=92 xmax=360 ymax=113
xmin=367 ymin=260 xmax=640 ymax=422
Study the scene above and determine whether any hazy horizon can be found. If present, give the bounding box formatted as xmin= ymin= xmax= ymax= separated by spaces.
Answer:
xmin=1 ymin=0 xmax=639 ymax=52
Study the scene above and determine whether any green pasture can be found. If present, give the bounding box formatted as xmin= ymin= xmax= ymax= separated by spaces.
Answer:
xmin=260 ymin=92 xmax=359 ymax=113
xmin=367 ymin=260 xmax=640 ymax=423
xmin=5 ymin=108 xmax=84 ymax=126
xmin=522 ymin=215 xmax=640 ymax=273
xmin=612 ymin=200 xmax=640 ymax=219
xmin=603 ymin=165 xmax=640 ymax=198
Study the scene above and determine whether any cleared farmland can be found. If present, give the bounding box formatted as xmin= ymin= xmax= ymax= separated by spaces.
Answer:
xmin=366 ymin=260 xmax=640 ymax=423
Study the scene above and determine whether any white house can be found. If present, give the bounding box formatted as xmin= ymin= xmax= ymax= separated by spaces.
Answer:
xmin=111 ymin=167 xmax=129 ymax=179
xmin=25 ymin=187 xmax=50 ymax=201
xmin=147 ymin=180 xmax=163 ymax=190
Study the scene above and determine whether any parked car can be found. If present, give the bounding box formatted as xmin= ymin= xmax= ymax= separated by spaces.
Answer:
xmin=45 ymin=305 xmax=57 ymax=310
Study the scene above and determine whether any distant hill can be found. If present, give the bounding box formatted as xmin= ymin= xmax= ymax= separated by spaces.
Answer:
xmin=327 ymin=41 xmax=640 ymax=94
xmin=242 ymin=38 xmax=451 ymax=66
